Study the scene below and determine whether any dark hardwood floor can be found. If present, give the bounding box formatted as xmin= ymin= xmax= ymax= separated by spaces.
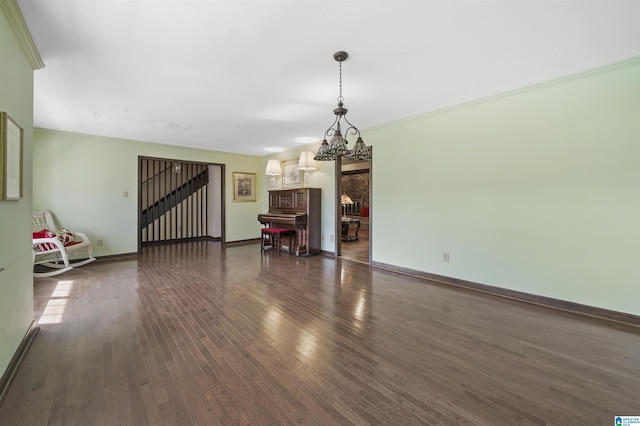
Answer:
xmin=341 ymin=226 xmax=369 ymax=264
xmin=1 ymin=241 xmax=638 ymax=425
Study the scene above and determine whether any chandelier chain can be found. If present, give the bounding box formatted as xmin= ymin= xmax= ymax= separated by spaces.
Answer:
xmin=337 ymin=60 xmax=344 ymax=103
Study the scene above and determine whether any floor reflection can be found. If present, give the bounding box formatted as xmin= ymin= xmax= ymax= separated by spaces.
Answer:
xmin=341 ymin=226 xmax=369 ymax=263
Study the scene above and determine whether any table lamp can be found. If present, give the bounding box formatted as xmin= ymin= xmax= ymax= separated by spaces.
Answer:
xmin=265 ymin=159 xmax=281 ymax=190
xmin=341 ymin=193 xmax=354 ymax=218
xmin=297 ymin=151 xmax=317 ymax=187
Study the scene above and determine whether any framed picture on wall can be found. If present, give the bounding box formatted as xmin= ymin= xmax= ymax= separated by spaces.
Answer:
xmin=282 ymin=159 xmax=301 ymax=188
xmin=232 ymin=172 xmax=256 ymax=202
xmin=0 ymin=112 xmax=23 ymax=201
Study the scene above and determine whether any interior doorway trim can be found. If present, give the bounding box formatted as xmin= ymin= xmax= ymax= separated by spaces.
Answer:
xmin=335 ymin=150 xmax=372 ymax=263
xmin=137 ymin=156 xmax=225 ymax=253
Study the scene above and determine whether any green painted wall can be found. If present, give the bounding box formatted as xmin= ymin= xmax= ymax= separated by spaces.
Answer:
xmin=33 ymin=129 xmax=263 ymax=255
xmin=365 ymin=58 xmax=640 ymax=315
xmin=31 ymin=58 xmax=640 ymax=318
xmin=0 ymin=6 xmax=35 ymax=377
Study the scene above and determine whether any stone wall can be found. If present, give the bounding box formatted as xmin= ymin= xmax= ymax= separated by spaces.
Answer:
xmin=342 ymin=172 xmax=369 ymax=228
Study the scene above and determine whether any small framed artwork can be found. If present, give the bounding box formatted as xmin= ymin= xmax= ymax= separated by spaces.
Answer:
xmin=1 ymin=112 xmax=24 ymax=201
xmin=282 ymin=158 xmax=301 ymax=189
xmin=232 ymin=172 xmax=256 ymax=202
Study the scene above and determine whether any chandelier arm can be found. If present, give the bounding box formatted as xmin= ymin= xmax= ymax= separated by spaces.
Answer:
xmin=343 ymin=126 xmax=361 ymax=139
xmin=341 ymin=115 xmax=361 ymax=138
xmin=323 ymin=116 xmax=341 ymax=139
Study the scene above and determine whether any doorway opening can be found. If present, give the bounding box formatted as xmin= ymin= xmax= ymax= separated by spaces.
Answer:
xmin=337 ymin=155 xmax=371 ymax=263
xmin=137 ymin=157 xmax=225 ymax=252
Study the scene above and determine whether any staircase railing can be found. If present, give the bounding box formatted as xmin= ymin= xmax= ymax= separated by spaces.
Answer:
xmin=141 ymin=168 xmax=208 ymax=229
xmin=139 ymin=159 xmax=209 ymax=244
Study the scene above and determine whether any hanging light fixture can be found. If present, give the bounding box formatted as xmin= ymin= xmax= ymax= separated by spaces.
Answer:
xmin=314 ymin=51 xmax=371 ymax=162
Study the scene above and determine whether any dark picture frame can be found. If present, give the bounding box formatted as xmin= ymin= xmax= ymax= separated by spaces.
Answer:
xmin=232 ymin=172 xmax=256 ymax=202
xmin=0 ymin=112 xmax=23 ymax=201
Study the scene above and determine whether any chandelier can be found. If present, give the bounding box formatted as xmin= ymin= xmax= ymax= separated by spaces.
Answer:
xmin=314 ymin=51 xmax=371 ymax=161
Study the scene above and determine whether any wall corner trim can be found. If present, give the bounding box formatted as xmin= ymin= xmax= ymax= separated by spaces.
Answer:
xmin=0 ymin=0 xmax=44 ymax=70
xmin=0 ymin=321 xmax=40 ymax=406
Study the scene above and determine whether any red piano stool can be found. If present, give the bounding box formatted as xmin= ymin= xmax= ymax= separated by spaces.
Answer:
xmin=261 ymin=227 xmax=296 ymax=256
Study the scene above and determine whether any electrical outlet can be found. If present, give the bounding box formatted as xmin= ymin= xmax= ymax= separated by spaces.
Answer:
xmin=321 ymin=234 xmax=324 ymax=241
xmin=123 ymin=191 xmax=129 ymax=198
xmin=97 ymin=239 xmax=104 ymax=247
xmin=443 ymin=252 xmax=450 ymax=262
xmin=330 ymin=235 xmax=334 ymax=243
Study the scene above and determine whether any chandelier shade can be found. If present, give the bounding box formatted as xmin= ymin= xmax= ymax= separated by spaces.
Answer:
xmin=314 ymin=51 xmax=371 ymax=162
xmin=313 ymin=139 xmax=335 ymax=161
xmin=348 ymin=137 xmax=371 ymax=161
xmin=327 ymin=128 xmax=350 ymax=157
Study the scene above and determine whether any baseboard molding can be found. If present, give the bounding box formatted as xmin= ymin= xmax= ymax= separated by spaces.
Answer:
xmin=141 ymin=236 xmax=218 ymax=247
xmin=370 ymin=261 xmax=640 ymax=331
xmin=94 ymin=252 xmax=138 ymax=263
xmin=0 ymin=321 xmax=40 ymax=407
xmin=226 ymin=238 xmax=261 ymax=246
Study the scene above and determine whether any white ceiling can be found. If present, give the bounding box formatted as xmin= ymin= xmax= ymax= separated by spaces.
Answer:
xmin=17 ymin=0 xmax=640 ymax=157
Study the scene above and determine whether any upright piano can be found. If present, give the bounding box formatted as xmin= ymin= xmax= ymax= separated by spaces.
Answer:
xmin=258 ymin=188 xmax=321 ymax=256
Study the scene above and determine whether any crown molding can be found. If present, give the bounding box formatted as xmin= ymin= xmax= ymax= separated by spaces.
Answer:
xmin=0 ymin=0 xmax=44 ymax=70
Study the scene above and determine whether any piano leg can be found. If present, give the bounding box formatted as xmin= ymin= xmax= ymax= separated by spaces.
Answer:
xmin=295 ymin=229 xmax=302 ymax=256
